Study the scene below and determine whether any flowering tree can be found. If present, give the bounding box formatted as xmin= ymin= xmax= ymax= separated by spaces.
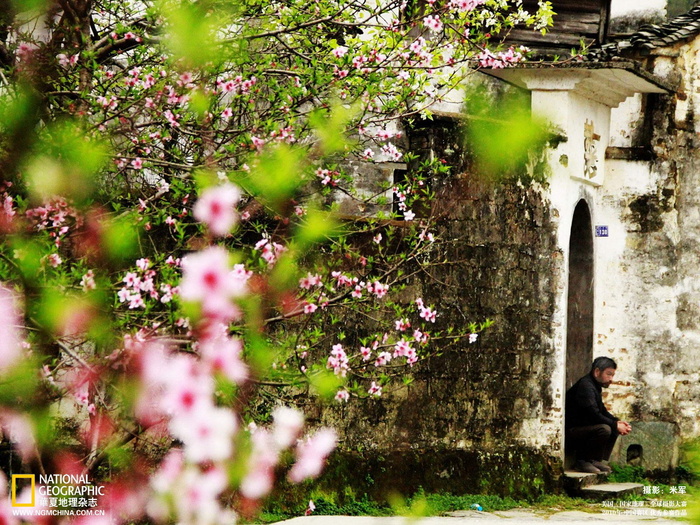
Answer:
xmin=0 ymin=0 xmax=551 ymax=522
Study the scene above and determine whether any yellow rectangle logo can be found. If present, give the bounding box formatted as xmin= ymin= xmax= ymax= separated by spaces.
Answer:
xmin=11 ymin=474 xmax=35 ymax=507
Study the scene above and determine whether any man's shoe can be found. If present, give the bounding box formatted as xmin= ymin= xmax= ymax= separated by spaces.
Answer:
xmin=574 ymin=460 xmax=601 ymax=473
xmin=590 ymin=460 xmax=612 ymax=472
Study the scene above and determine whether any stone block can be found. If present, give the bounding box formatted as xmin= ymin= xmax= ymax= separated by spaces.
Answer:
xmin=609 ymin=421 xmax=678 ymax=471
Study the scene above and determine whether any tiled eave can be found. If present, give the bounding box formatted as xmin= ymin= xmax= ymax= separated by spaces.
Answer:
xmin=482 ymin=61 xmax=671 ymax=107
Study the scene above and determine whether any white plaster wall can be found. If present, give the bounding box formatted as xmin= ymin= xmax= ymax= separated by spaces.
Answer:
xmin=610 ymin=0 xmax=666 ymax=18
xmin=566 ymin=37 xmax=700 ymax=442
xmin=516 ymin=89 xmax=614 ymax=453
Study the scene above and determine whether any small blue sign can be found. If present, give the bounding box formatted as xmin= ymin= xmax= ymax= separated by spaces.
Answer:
xmin=595 ymin=225 xmax=609 ymax=237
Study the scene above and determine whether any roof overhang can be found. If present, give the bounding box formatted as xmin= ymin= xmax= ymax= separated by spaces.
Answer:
xmin=482 ymin=61 xmax=671 ymax=107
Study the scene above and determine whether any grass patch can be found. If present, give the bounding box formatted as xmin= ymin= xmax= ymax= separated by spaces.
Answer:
xmin=409 ymin=491 xmax=523 ymax=514
xmin=607 ymin=464 xmax=646 ymax=483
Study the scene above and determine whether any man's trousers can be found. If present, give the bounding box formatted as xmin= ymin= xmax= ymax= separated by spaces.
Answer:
xmin=566 ymin=423 xmax=619 ymax=461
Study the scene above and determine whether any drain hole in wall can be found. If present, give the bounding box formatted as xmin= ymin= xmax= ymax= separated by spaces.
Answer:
xmin=627 ymin=444 xmax=643 ymax=466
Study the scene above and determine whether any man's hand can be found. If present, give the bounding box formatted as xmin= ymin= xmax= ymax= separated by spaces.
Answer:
xmin=617 ymin=421 xmax=632 ymax=435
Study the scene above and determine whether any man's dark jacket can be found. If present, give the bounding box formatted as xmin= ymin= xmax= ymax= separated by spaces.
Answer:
xmin=565 ymin=373 xmax=618 ymax=430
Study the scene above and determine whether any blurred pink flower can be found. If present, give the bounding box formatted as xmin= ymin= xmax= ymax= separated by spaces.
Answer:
xmin=169 ymin=404 xmax=237 ymax=463
xmin=200 ymin=329 xmax=248 ymax=384
xmin=0 ymin=285 xmax=22 ymax=373
xmin=272 ymin=406 xmax=304 ymax=449
xmin=288 ymin=428 xmax=337 ymax=482
xmin=180 ymin=247 xmax=250 ymax=322
xmin=193 ymin=183 xmax=242 ymax=237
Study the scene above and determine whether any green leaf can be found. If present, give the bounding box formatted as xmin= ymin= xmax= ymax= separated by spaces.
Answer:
xmin=102 ymin=215 xmax=138 ymax=262
xmin=308 ymin=368 xmax=344 ymax=401
xmin=158 ymin=0 xmax=221 ymax=68
xmin=233 ymin=144 xmax=306 ymax=213
xmin=309 ymin=102 xmax=360 ymax=155
xmin=293 ymin=207 xmax=340 ymax=248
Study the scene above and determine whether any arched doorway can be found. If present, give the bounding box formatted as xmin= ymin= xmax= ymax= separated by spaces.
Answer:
xmin=566 ymin=200 xmax=594 ymax=391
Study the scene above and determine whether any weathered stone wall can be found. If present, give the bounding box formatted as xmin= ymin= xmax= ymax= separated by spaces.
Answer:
xmin=592 ymin=37 xmax=700 ymax=470
xmin=314 ymin=164 xmax=565 ymax=497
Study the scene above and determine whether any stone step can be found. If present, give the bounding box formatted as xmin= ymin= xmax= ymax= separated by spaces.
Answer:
xmin=580 ymin=482 xmax=645 ymax=500
xmin=563 ymin=470 xmax=610 ymax=494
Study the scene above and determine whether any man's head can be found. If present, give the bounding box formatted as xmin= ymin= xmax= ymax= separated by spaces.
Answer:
xmin=591 ymin=356 xmax=617 ymax=388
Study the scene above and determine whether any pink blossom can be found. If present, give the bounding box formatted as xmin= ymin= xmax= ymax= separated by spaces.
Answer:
xmin=47 ymin=253 xmax=62 ymax=267
xmin=316 ymin=168 xmax=334 ymax=186
xmin=395 ymin=318 xmax=410 ymax=331
xmin=327 ymin=344 xmax=349 ymax=377
xmin=150 ymin=449 xmax=185 ymax=494
xmin=123 ymin=272 xmax=140 ymax=287
xmin=16 ymin=42 xmax=36 ymax=60
xmin=374 ymin=351 xmax=392 ymax=367
xmin=476 ymin=47 xmax=524 ymax=69
xmin=393 ymin=339 xmax=413 ymax=358
xmin=288 ymin=428 xmax=337 ymax=482
xmin=0 ymin=412 xmax=36 ymax=462
xmin=334 ymin=67 xmax=349 ymax=78
xmin=81 ymin=270 xmax=96 ymax=291
xmin=332 ymin=46 xmax=348 ymax=58
xmin=167 ymin=465 xmax=229 ymax=524
xmin=272 ymin=406 xmax=304 ymax=449
xmin=117 ymin=288 xmax=130 ymax=303
xmin=164 ymin=110 xmax=180 ymax=127
xmin=360 ymin=346 xmax=372 ymax=361
xmin=419 ymin=230 xmax=435 ymax=242
xmin=419 ymin=304 xmax=437 ymax=323
xmin=335 ymin=390 xmax=350 ymax=403
xmin=331 ymin=271 xmax=354 ymax=287
xmin=136 ymin=258 xmax=150 ymax=271
xmin=449 ymin=0 xmax=484 ymax=12
xmin=306 ymin=500 xmax=316 ymax=515
xmin=299 ymin=273 xmax=322 ymax=289
xmin=413 ymin=329 xmax=428 ymax=344
xmin=240 ymin=429 xmax=278 ymax=499
xmin=139 ymin=348 xmax=212 ymax=420
xmin=159 ymin=284 xmax=178 ymax=304
xmin=0 ymin=286 xmax=22 ymax=372
xmin=423 ymin=15 xmax=443 ymax=32
xmin=193 ymin=183 xmax=242 ymax=237
xmin=169 ymin=403 xmax=237 ymax=463
xmin=251 ymin=135 xmax=266 ymax=150
xmin=131 ymin=158 xmax=143 ymax=169
xmin=254 ymin=237 xmax=287 ymax=266
xmin=179 ymin=246 xmax=250 ymax=322
xmin=200 ymin=329 xmax=248 ymax=384
xmin=303 ymin=303 xmax=318 ymax=314
xmin=404 ymin=210 xmax=416 ymax=221
xmin=381 ymin=142 xmax=402 ymax=161
xmin=368 ymin=381 xmax=382 ymax=397
xmin=409 ymin=37 xmax=426 ymax=54
xmin=371 ymin=281 xmax=389 ymax=298
xmin=128 ymin=293 xmax=145 ymax=309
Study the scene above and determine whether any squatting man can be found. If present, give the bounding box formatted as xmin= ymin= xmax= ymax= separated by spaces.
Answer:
xmin=565 ymin=356 xmax=632 ymax=473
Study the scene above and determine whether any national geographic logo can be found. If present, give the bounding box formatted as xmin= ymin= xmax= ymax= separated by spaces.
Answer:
xmin=11 ymin=475 xmax=35 ymax=507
